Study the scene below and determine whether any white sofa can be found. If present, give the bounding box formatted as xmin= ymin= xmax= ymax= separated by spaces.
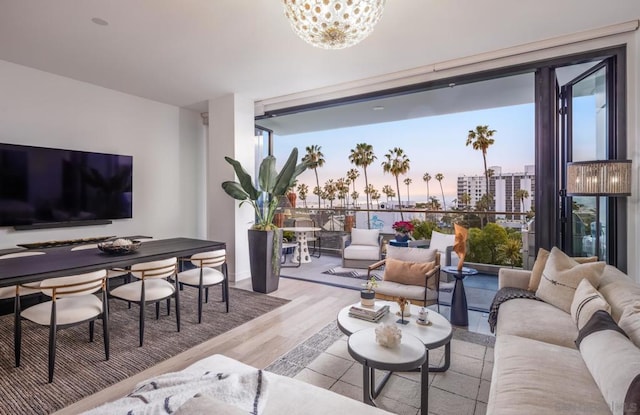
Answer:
xmin=341 ymin=228 xmax=383 ymax=268
xmin=489 ymin=255 xmax=640 ymax=414
xmin=85 ymin=354 xmax=392 ymax=414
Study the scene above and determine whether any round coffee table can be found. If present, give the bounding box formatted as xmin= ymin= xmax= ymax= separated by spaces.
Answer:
xmin=348 ymin=328 xmax=428 ymax=414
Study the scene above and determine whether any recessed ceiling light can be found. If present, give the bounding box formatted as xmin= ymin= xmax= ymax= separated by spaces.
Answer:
xmin=91 ymin=17 xmax=109 ymax=26
xmin=372 ymin=106 xmax=384 ymax=111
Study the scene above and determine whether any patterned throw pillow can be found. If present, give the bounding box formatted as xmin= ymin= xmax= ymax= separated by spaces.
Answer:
xmin=570 ymin=278 xmax=611 ymax=330
xmin=528 ymin=248 xmax=598 ymax=292
xmin=535 ymin=247 xmax=605 ymax=313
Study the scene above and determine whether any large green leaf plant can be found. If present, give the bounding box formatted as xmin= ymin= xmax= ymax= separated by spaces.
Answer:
xmin=222 ymin=148 xmax=307 ymax=230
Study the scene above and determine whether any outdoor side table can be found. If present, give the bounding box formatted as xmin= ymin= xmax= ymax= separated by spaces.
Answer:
xmin=348 ymin=328 xmax=429 ymax=415
xmin=441 ymin=265 xmax=478 ymax=326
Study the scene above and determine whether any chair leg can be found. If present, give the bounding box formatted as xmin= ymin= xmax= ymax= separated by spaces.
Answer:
xmin=89 ymin=320 xmax=95 ymax=342
xmin=103 ymin=293 xmax=110 ymax=361
xmin=223 ymin=263 xmax=230 ymax=313
xmin=197 ymin=285 xmax=203 ymax=324
xmin=14 ymin=296 xmax=22 ymax=368
xmin=48 ymin=323 xmax=57 ymax=383
xmin=174 ymin=286 xmax=181 ymax=333
xmin=167 ymin=298 xmax=171 ymax=315
xmin=139 ymin=302 xmax=145 ymax=347
xmin=155 ymin=302 xmax=160 ymax=320
xmin=206 ymin=287 xmax=209 ymax=303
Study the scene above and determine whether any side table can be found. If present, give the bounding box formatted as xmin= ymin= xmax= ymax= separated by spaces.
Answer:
xmin=348 ymin=328 xmax=429 ymax=415
xmin=441 ymin=265 xmax=478 ymax=326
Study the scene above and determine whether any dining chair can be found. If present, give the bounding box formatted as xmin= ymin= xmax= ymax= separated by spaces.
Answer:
xmin=0 ymin=251 xmax=47 ymax=300
xmin=70 ymin=244 xmax=128 ymax=288
xmin=14 ymin=269 xmax=109 ymax=383
xmin=176 ymin=250 xmax=228 ymax=323
xmin=108 ymin=257 xmax=180 ymax=346
xmin=294 ymin=217 xmax=321 ymax=258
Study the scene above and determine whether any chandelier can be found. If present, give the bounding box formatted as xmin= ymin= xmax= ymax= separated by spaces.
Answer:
xmin=283 ymin=0 xmax=386 ymax=50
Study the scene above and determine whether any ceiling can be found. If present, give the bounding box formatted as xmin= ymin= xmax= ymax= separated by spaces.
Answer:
xmin=0 ymin=0 xmax=638 ymax=114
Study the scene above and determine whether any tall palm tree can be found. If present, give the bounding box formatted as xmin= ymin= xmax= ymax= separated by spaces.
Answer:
xmin=466 ymin=125 xmax=496 ymax=195
xmin=428 ymin=196 xmax=441 ymax=210
xmin=403 ymin=177 xmax=412 ymax=206
xmin=382 ymin=185 xmax=395 ymax=204
xmin=296 ymin=183 xmax=309 ymax=208
xmin=323 ymin=179 xmax=337 ymax=208
xmin=422 ymin=172 xmax=431 ymax=201
xmin=381 ymin=147 xmax=410 ymax=220
xmin=371 ymin=188 xmax=381 ymax=208
xmin=460 ymin=192 xmax=471 ymax=209
xmin=302 ymin=145 xmax=325 ymax=209
xmin=346 ymin=168 xmax=359 ymax=209
xmin=515 ymin=189 xmax=530 ymax=221
xmin=349 ymin=143 xmax=376 ymax=228
xmin=435 ymin=173 xmax=445 ymax=210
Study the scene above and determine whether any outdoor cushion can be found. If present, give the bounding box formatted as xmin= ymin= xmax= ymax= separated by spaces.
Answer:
xmin=429 ymin=231 xmax=454 ymax=254
xmin=343 ymin=245 xmax=380 ymax=261
xmin=570 ymin=278 xmax=611 ymax=330
xmin=386 ymin=245 xmax=437 ymax=263
xmin=536 ymin=247 xmax=605 ymax=313
xmin=374 ymin=281 xmax=438 ymax=302
xmin=619 ymin=302 xmax=640 ymax=348
xmin=383 ymin=258 xmax=436 ymax=288
xmin=350 ymin=228 xmax=380 ymax=246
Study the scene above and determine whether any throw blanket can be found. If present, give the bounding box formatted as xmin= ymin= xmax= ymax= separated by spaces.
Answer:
xmin=488 ymin=287 xmax=542 ymax=333
xmin=83 ymin=370 xmax=268 ymax=415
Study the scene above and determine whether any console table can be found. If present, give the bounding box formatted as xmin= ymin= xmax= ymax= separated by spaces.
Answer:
xmin=0 ymin=237 xmax=226 ymax=287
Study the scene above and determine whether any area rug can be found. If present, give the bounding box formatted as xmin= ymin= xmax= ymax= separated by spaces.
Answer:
xmin=322 ymin=266 xmax=382 ymax=280
xmin=0 ymin=287 xmax=289 ymax=415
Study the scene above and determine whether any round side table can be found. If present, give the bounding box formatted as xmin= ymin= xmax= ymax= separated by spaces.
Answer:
xmin=348 ymin=328 xmax=430 ymax=415
xmin=441 ymin=265 xmax=478 ymax=326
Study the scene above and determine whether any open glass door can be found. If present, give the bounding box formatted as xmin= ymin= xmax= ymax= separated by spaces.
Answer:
xmin=559 ymin=59 xmax=613 ymax=260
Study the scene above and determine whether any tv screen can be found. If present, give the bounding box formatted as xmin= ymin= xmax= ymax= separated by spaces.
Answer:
xmin=0 ymin=143 xmax=132 ymax=227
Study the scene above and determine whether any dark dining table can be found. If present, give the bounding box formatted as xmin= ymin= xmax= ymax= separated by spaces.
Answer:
xmin=0 ymin=237 xmax=226 ymax=288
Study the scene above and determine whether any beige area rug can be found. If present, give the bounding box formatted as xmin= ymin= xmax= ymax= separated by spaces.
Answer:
xmin=0 ymin=287 xmax=289 ymax=415
xmin=267 ymin=322 xmax=494 ymax=415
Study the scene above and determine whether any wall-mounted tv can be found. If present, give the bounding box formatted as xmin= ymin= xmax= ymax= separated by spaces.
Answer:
xmin=0 ymin=143 xmax=132 ymax=228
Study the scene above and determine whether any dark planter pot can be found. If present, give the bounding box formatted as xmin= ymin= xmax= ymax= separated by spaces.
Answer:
xmin=360 ymin=289 xmax=375 ymax=306
xmin=248 ymin=229 xmax=282 ymax=294
xmin=395 ymin=233 xmax=410 ymax=242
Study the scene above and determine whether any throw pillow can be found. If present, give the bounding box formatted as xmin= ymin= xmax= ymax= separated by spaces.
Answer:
xmin=527 ymin=248 xmax=550 ymax=291
xmin=386 ymin=245 xmax=437 ymax=264
xmin=570 ymin=278 xmax=611 ymax=330
xmin=350 ymin=228 xmax=379 ymax=246
xmin=383 ymin=258 xmax=436 ymax=289
xmin=577 ymin=311 xmax=640 ymax=415
xmin=528 ymin=249 xmax=599 ymax=292
xmin=176 ymin=395 xmax=245 ymax=415
xmin=619 ymin=302 xmax=640 ymax=348
xmin=535 ymin=247 xmax=605 ymax=313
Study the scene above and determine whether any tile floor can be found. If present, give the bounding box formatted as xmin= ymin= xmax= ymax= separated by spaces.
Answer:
xmin=293 ymin=335 xmax=493 ymax=415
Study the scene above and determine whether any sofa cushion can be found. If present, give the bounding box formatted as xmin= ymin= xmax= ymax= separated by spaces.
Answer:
xmin=578 ymin=312 xmax=640 ymax=415
xmin=383 ymin=258 xmax=436 ymax=289
xmin=496 ymin=298 xmax=578 ymax=348
xmin=570 ymin=278 xmax=611 ymax=330
xmin=488 ymin=334 xmax=610 ymax=414
xmin=176 ymin=395 xmax=245 ymax=414
xmin=535 ymin=247 xmax=605 ymax=313
xmin=343 ymin=245 xmax=380 ymax=261
xmin=528 ymin=247 xmax=598 ymax=291
xmin=619 ymin=302 xmax=640 ymax=348
xmin=350 ymin=228 xmax=379 ymax=246
xmin=375 ymin=280 xmax=438 ymax=302
xmin=598 ymin=268 xmax=640 ymax=321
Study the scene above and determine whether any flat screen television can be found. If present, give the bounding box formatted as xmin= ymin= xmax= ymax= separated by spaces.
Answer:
xmin=0 ymin=143 xmax=132 ymax=227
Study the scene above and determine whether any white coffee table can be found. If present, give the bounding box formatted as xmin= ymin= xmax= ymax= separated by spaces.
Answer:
xmin=348 ymin=328 xmax=429 ymax=414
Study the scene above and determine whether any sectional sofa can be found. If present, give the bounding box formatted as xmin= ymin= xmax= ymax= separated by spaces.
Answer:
xmin=488 ymin=247 xmax=640 ymax=414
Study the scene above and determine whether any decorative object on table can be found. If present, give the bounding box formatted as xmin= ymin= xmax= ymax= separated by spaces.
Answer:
xmin=283 ymin=0 xmax=386 ymax=50
xmin=360 ymin=276 xmax=378 ymax=307
xmin=453 ymin=223 xmax=469 ymax=271
xmin=392 ymin=220 xmax=415 ymax=243
xmin=222 ymin=148 xmax=308 ymax=294
xmin=97 ymin=238 xmax=141 ymax=255
xmin=417 ymin=307 xmax=429 ymax=324
xmin=395 ymin=296 xmax=410 ymax=325
xmin=374 ymin=323 xmax=402 ymax=348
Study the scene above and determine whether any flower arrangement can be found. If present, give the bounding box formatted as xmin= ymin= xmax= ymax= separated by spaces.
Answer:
xmin=362 ymin=276 xmax=378 ymax=292
xmin=392 ymin=221 xmax=414 ymax=234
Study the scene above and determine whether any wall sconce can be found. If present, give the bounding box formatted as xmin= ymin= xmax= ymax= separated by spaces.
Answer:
xmin=566 ymin=160 xmax=632 ymax=260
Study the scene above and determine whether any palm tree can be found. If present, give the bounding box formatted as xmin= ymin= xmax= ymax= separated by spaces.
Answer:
xmin=382 ymin=185 xmax=394 ymax=203
xmin=403 ymin=177 xmax=412 ymax=206
xmin=515 ymin=189 xmax=530 ymax=221
xmin=346 ymin=168 xmax=359 ymax=209
xmin=428 ymin=196 xmax=441 ymax=210
xmin=466 ymin=125 xmax=496 ymax=195
xmin=349 ymin=143 xmax=376 ymax=228
xmin=302 ymin=145 xmax=325 ymax=208
xmin=435 ymin=173 xmax=445 ymax=210
xmin=336 ymin=178 xmax=348 ymax=207
xmin=323 ymin=179 xmax=337 ymax=208
xmin=371 ymin=189 xmax=381 ymax=208
xmin=422 ymin=172 xmax=431 ymax=201
xmin=296 ymin=183 xmax=309 ymax=208
xmin=381 ymin=147 xmax=410 ymax=220
xmin=460 ymin=192 xmax=471 ymax=209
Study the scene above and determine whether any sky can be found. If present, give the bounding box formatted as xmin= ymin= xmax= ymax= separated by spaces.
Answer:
xmin=273 ymin=102 xmax=535 ymax=207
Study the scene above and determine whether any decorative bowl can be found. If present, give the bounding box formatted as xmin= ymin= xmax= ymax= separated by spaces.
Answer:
xmin=97 ymin=239 xmax=141 ymax=255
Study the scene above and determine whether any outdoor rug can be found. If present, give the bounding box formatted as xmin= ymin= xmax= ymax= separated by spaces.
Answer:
xmin=322 ymin=266 xmax=383 ymax=280
xmin=0 ymin=287 xmax=289 ymax=415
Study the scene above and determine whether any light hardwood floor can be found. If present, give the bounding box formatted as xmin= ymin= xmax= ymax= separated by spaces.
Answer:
xmin=54 ymin=278 xmax=359 ymax=414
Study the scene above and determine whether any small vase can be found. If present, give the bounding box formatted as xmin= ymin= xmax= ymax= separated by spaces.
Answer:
xmin=395 ymin=233 xmax=410 ymax=243
xmin=360 ymin=290 xmax=375 ymax=307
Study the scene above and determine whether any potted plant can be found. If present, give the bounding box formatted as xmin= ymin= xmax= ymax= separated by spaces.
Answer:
xmin=222 ymin=148 xmax=307 ymax=293
xmin=392 ymin=220 xmax=415 ymax=242
xmin=361 ymin=276 xmax=378 ymax=306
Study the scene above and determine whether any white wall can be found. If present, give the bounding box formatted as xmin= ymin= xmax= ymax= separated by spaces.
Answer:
xmin=0 ymin=60 xmax=205 ymax=248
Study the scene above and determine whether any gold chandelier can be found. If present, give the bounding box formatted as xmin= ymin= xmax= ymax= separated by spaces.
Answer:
xmin=283 ymin=0 xmax=386 ymax=50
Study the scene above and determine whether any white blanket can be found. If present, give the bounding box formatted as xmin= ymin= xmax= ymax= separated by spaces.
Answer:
xmin=83 ymin=369 xmax=268 ymax=415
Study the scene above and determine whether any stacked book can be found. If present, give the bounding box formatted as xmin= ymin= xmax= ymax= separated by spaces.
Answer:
xmin=349 ymin=303 xmax=390 ymax=322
